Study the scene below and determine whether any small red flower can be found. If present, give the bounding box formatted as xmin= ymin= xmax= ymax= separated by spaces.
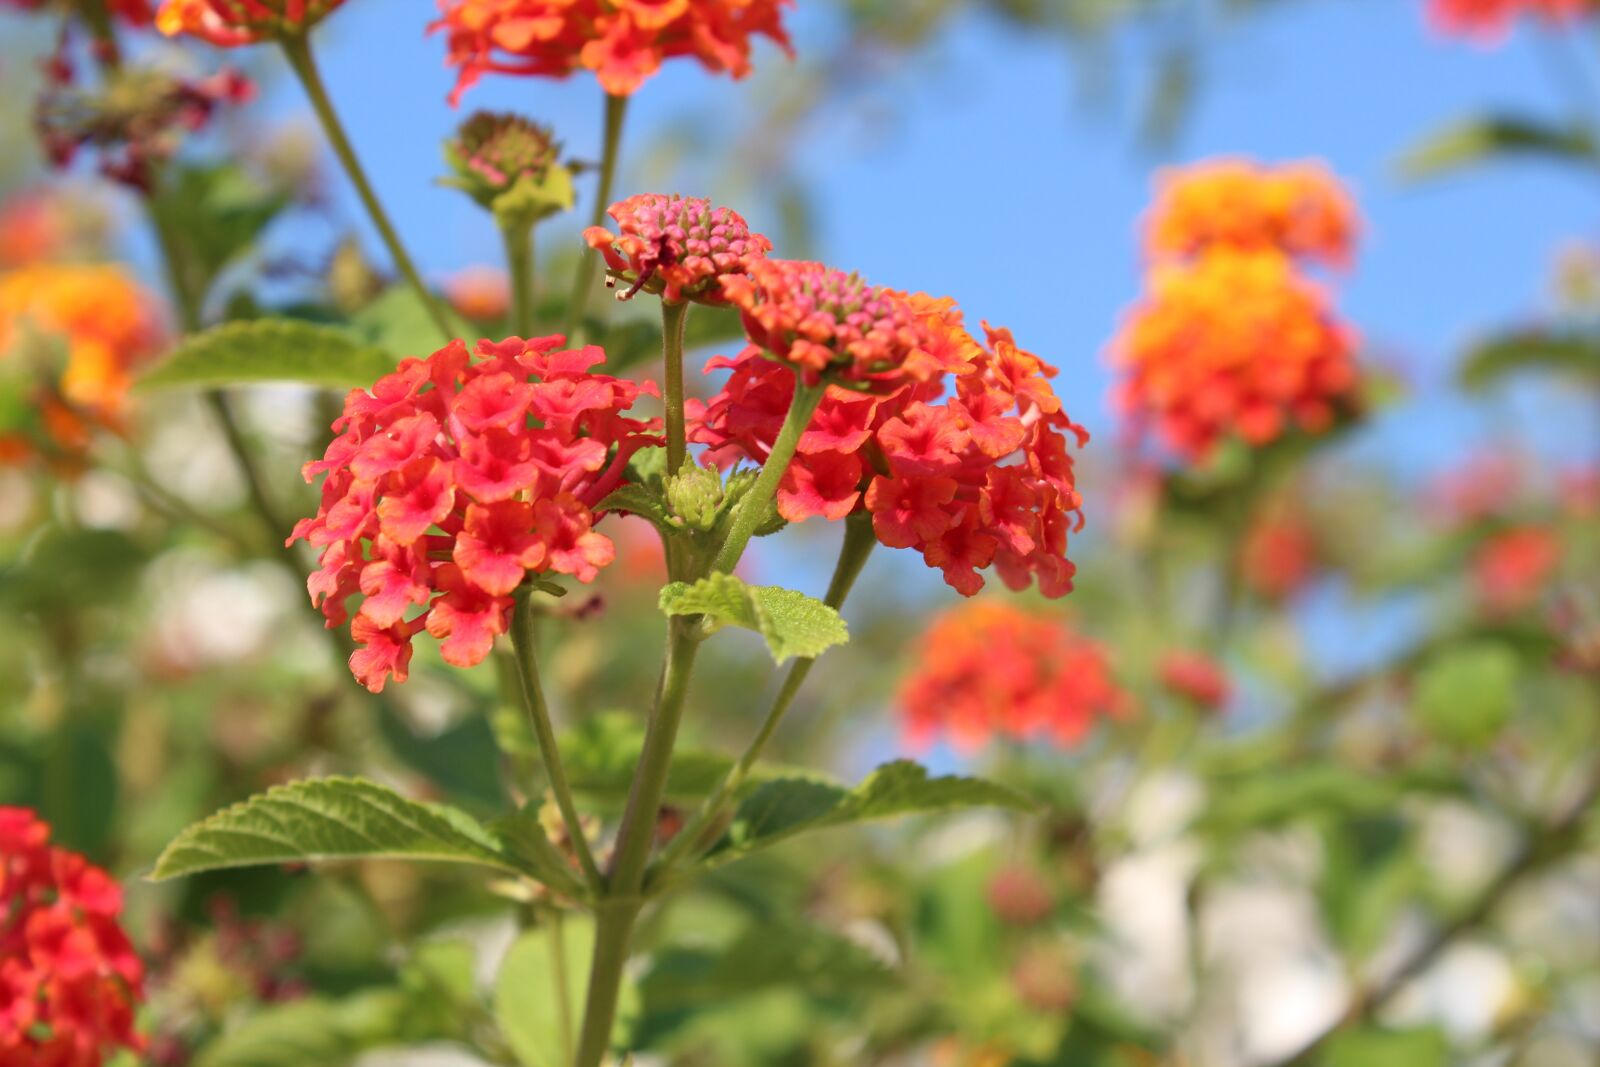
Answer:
xmin=1158 ymin=650 xmax=1231 ymax=712
xmin=1240 ymin=509 xmax=1320 ymax=601
xmin=0 ymin=808 xmax=144 ymax=1067
xmin=585 ymin=194 xmax=771 ymax=305
xmin=432 ymin=0 xmax=794 ymax=103
xmin=1474 ymin=525 xmax=1563 ymax=615
xmin=289 ymin=336 xmax=658 ymax=692
xmin=897 ymin=602 xmax=1130 ymax=752
xmin=155 ymin=0 xmax=346 ymax=45
xmin=691 ymin=303 xmax=1088 ymax=599
xmin=1427 ymin=0 xmax=1591 ymax=40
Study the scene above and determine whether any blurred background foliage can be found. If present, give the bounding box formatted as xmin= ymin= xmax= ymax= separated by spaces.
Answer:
xmin=1 ymin=1 xmax=1599 ymax=1067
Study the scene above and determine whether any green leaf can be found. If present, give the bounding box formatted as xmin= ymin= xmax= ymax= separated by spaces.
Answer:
xmin=659 ymin=572 xmax=848 ymax=663
xmin=1399 ymin=114 xmax=1598 ymax=180
xmin=150 ymin=777 xmax=530 ymax=881
xmin=707 ymin=760 xmax=1035 ymax=865
xmin=1457 ymin=330 xmax=1600 ymax=392
xmin=139 ymin=319 xmax=399 ymax=391
xmin=1322 ymin=1026 xmax=1450 ymax=1067
xmin=596 ymin=482 xmax=676 ymax=535
xmin=350 ymin=283 xmax=469 ymax=357
xmin=488 ymin=807 xmax=589 ymax=899
xmin=153 ymin=162 xmax=291 ymax=296
xmin=495 ymin=916 xmax=637 ymax=1067
xmin=1413 ymin=642 xmax=1518 ymax=747
xmin=194 ymin=991 xmax=412 ymax=1067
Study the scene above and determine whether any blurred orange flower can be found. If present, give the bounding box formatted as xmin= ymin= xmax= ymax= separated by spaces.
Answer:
xmin=443 ymin=264 xmax=511 ymax=323
xmin=1428 ymin=0 xmax=1592 ymax=40
xmin=1474 ymin=525 xmax=1562 ymax=615
xmin=1240 ymin=509 xmax=1320 ymax=601
xmin=433 ymin=0 xmax=794 ymax=102
xmin=898 ymin=601 xmax=1130 ymax=752
xmin=0 ymin=263 xmax=166 ymax=462
xmin=1144 ymin=158 xmax=1357 ymax=267
xmin=155 ymin=0 xmax=346 ymax=46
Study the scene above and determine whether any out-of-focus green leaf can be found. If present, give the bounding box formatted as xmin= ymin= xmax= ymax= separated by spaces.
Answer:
xmin=349 ymin=284 xmax=467 ymax=357
xmin=1413 ymin=641 xmax=1517 ymax=747
xmin=659 ymin=572 xmax=849 ymax=663
xmin=193 ymin=990 xmax=410 ymax=1067
xmin=1317 ymin=816 xmax=1418 ymax=960
xmin=153 ymin=162 xmax=292 ymax=297
xmin=1199 ymin=764 xmax=1457 ymax=839
xmin=1457 ymin=330 xmax=1600 ymax=391
xmin=151 ymin=777 xmax=529 ymax=881
xmin=488 ymin=806 xmax=589 ymax=899
xmin=495 ymin=915 xmax=637 ymax=1067
xmin=0 ymin=526 xmax=147 ymax=611
xmin=1321 ymin=1026 xmax=1450 ymax=1067
xmin=707 ymin=761 xmax=1035 ymax=866
xmin=375 ymin=706 xmax=505 ymax=811
xmin=1399 ymin=114 xmax=1598 ymax=180
xmin=138 ymin=319 xmax=399 ymax=391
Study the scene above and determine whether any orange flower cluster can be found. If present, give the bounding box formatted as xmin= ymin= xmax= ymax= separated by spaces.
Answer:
xmin=897 ymin=601 xmax=1129 ymax=752
xmin=155 ymin=0 xmax=346 ymax=45
xmin=432 ymin=0 xmax=793 ymax=102
xmin=1 ymin=808 xmax=145 ymax=1067
xmin=1144 ymin=158 xmax=1356 ymax=267
xmin=1111 ymin=159 xmax=1362 ymax=461
xmin=0 ymin=264 xmax=165 ymax=464
xmin=585 ymin=193 xmax=772 ymax=306
xmin=1428 ymin=0 xmax=1592 ymax=39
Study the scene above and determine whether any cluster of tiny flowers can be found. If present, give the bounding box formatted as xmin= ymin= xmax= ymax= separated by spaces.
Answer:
xmin=1428 ymin=0 xmax=1592 ymax=39
xmin=1111 ymin=158 xmax=1362 ymax=461
xmin=1158 ymin=649 xmax=1231 ymax=711
xmin=1143 ymin=158 xmax=1356 ymax=266
xmin=0 ymin=263 xmax=166 ymax=464
xmin=449 ymin=111 xmax=561 ymax=199
xmin=288 ymin=336 xmax=659 ymax=692
xmin=692 ymin=298 xmax=1088 ymax=597
xmin=584 ymin=193 xmax=772 ymax=305
xmin=0 ymin=808 xmax=145 ymax=1067
xmin=432 ymin=0 xmax=793 ymax=103
xmin=1474 ymin=525 xmax=1562 ymax=615
xmin=155 ymin=0 xmax=346 ymax=45
xmin=897 ymin=601 xmax=1129 ymax=751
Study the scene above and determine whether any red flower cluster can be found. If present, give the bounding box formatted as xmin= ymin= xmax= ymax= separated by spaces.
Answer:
xmin=288 ymin=336 xmax=658 ymax=692
xmin=1240 ymin=508 xmax=1320 ymax=601
xmin=1474 ymin=525 xmax=1563 ymax=615
xmin=155 ymin=0 xmax=346 ymax=45
xmin=692 ymin=298 xmax=1087 ymax=597
xmin=433 ymin=0 xmax=793 ymax=103
xmin=1428 ymin=0 xmax=1592 ymax=39
xmin=1144 ymin=158 xmax=1356 ymax=267
xmin=0 ymin=808 xmax=144 ymax=1067
xmin=1158 ymin=650 xmax=1231 ymax=711
xmin=1111 ymin=159 xmax=1363 ymax=461
xmin=584 ymin=194 xmax=772 ymax=305
xmin=898 ymin=601 xmax=1129 ymax=751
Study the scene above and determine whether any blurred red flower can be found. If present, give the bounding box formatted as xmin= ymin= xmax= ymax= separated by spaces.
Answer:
xmin=156 ymin=0 xmax=346 ymax=45
xmin=1240 ymin=509 xmax=1320 ymax=601
xmin=1474 ymin=525 xmax=1563 ymax=615
xmin=1158 ymin=649 xmax=1231 ymax=711
xmin=1428 ymin=0 xmax=1592 ymax=40
xmin=0 ymin=808 xmax=144 ymax=1067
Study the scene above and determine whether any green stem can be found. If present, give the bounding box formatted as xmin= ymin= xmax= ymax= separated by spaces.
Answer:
xmin=661 ymin=300 xmax=690 ymax=474
xmin=548 ymin=908 xmax=575 ymax=1067
xmin=278 ymin=33 xmax=453 ymax=343
xmin=573 ymin=617 xmax=701 ymax=1067
xmin=565 ymin=93 xmax=629 ymax=342
xmin=653 ymin=513 xmax=875 ymax=882
xmin=503 ymin=221 xmax=537 ymax=339
xmin=710 ymin=377 xmax=823 ymax=574
xmin=508 ymin=589 xmax=604 ymax=890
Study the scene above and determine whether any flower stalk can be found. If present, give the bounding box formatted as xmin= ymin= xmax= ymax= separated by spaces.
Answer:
xmin=711 ymin=376 xmax=823 ymax=574
xmin=661 ymin=300 xmax=690 ymax=473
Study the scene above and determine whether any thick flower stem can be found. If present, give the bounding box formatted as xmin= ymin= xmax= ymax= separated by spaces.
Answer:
xmin=565 ymin=93 xmax=629 ymax=341
xmin=502 ymin=221 xmax=537 ymax=339
xmin=278 ymin=33 xmax=453 ymax=343
xmin=509 ymin=589 xmax=604 ymax=891
xmin=573 ymin=617 xmax=701 ymax=1067
xmin=653 ymin=513 xmax=876 ymax=882
xmin=661 ymin=300 xmax=690 ymax=474
xmin=710 ymin=378 xmax=823 ymax=574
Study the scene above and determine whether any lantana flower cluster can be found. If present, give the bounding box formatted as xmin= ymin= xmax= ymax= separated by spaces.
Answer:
xmin=288 ymin=336 xmax=659 ymax=692
xmin=433 ymin=0 xmax=793 ymax=102
xmin=1428 ymin=0 xmax=1593 ymax=39
xmin=585 ymin=193 xmax=772 ymax=306
xmin=0 ymin=262 xmax=166 ymax=464
xmin=691 ymin=289 xmax=1088 ymax=596
xmin=1473 ymin=525 xmax=1563 ymax=615
xmin=155 ymin=0 xmax=346 ymax=45
xmin=1111 ymin=158 xmax=1362 ymax=461
xmin=897 ymin=601 xmax=1130 ymax=751
xmin=0 ymin=807 xmax=145 ymax=1067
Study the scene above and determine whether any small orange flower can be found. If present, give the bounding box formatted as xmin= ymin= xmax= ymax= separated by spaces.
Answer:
xmin=898 ymin=601 xmax=1129 ymax=752
xmin=1144 ymin=158 xmax=1357 ymax=267
xmin=155 ymin=0 xmax=345 ymax=45
xmin=432 ymin=0 xmax=794 ymax=102
xmin=0 ymin=263 xmax=165 ymax=463
xmin=1110 ymin=250 xmax=1359 ymax=459
xmin=444 ymin=265 xmax=511 ymax=323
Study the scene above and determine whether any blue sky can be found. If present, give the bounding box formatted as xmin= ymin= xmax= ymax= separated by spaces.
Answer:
xmin=243 ymin=0 xmax=1600 ymax=482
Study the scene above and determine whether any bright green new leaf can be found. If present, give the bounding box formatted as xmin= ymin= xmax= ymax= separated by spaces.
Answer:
xmin=1323 ymin=1026 xmax=1450 ymax=1067
xmin=658 ymin=572 xmax=848 ymax=663
xmin=193 ymin=991 xmax=412 ymax=1067
xmin=495 ymin=916 xmax=638 ymax=1067
xmin=150 ymin=777 xmax=530 ymax=881
xmin=138 ymin=319 xmax=399 ymax=391
xmin=1399 ymin=114 xmax=1598 ymax=181
xmin=707 ymin=760 xmax=1035 ymax=866
xmin=1414 ymin=642 xmax=1518 ymax=747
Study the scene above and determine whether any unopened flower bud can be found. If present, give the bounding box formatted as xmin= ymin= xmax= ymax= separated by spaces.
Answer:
xmin=444 ymin=111 xmax=573 ymax=225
